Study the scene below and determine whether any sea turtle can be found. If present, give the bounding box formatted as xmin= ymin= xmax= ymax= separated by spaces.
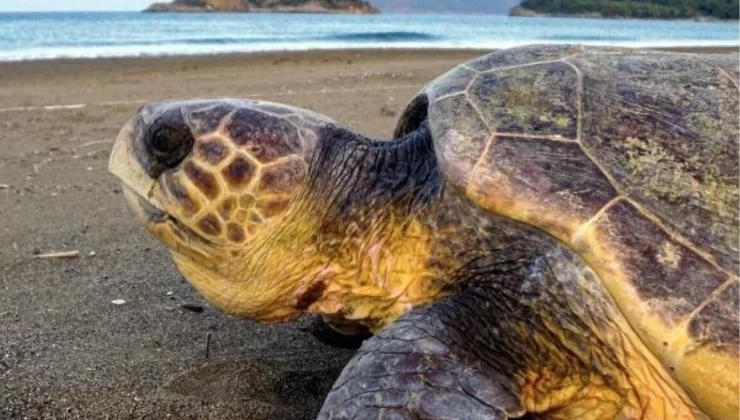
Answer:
xmin=109 ymin=44 xmax=739 ymax=419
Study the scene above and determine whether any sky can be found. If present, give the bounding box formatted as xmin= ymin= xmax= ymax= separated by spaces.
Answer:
xmin=0 ymin=0 xmax=154 ymax=11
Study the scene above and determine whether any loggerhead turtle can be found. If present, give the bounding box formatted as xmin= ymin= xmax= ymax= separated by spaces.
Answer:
xmin=109 ymin=44 xmax=739 ymax=419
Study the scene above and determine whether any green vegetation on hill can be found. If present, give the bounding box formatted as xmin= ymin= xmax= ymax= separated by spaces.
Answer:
xmin=370 ymin=0 xmax=521 ymax=14
xmin=515 ymin=0 xmax=739 ymax=19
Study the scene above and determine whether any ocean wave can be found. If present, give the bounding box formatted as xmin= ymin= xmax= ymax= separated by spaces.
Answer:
xmin=39 ymin=37 xmax=287 ymax=48
xmin=541 ymin=34 xmax=638 ymax=41
xmin=36 ymin=32 xmax=437 ymax=49
xmin=324 ymin=31 xmax=438 ymax=42
xmin=163 ymin=37 xmax=282 ymax=45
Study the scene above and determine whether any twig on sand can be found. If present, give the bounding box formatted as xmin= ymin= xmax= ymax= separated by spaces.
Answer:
xmin=35 ymin=250 xmax=80 ymax=259
xmin=79 ymin=139 xmax=112 ymax=149
xmin=205 ymin=332 xmax=212 ymax=360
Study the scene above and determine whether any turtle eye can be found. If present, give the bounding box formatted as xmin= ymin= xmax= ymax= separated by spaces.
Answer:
xmin=146 ymin=114 xmax=194 ymax=171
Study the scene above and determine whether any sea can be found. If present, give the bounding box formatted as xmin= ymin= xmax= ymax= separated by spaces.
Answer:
xmin=0 ymin=12 xmax=737 ymax=61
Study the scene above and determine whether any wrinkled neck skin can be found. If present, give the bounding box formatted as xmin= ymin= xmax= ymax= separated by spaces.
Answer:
xmin=231 ymin=120 xmax=501 ymax=332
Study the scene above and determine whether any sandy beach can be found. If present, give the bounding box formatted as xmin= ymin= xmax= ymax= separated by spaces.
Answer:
xmin=0 ymin=46 xmax=736 ymax=419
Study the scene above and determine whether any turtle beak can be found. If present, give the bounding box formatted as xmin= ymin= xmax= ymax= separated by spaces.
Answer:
xmin=109 ymin=117 xmax=166 ymax=212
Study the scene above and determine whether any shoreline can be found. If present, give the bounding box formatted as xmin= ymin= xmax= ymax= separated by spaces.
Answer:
xmin=0 ymin=47 xmax=488 ymax=64
xmin=0 ymin=45 xmax=736 ymax=67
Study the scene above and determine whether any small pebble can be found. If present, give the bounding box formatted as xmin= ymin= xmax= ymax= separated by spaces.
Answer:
xmin=88 ymin=251 xmax=96 ymax=257
xmin=0 ymin=184 xmax=8 ymax=189
xmin=166 ymin=291 xmax=173 ymax=296
xmin=111 ymin=299 xmax=126 ymax=305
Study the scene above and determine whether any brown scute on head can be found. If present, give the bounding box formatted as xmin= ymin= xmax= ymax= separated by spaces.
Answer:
xmin=162 ymin=176 xmax=200 ymax=216
xmin=245 ymin=211 xmax=264 ymax=235
xmin=232 ymin=209 xmax=249 ymax=224
xmin=222 ymin=155 xmax=256 ymax=189
xmin=257 ymin=196 xmax=292 ymax=218
xmin=217 ymin=196 xmax=237 ymax=220
xmin=195 ymin=137 xmax=229 ymax=166
xmin=247 ymin=210 xmax=264 ymax=225
xmin=238 ymin=194 xmax=257 ymax=209
xmin=185 ymin=103 xmax=236 ymax=136
xmin=197 ymin=213 xmax=222 ymax=236
xmin=226 ymin=108 xmax=303 ymax=163
xmin=184 ymin=161 xmax=220 ymax=200
xmin=258 ymin=158 xmax=308 ymax=195
xmin=226 ymin=223 xmax=247 ymax=243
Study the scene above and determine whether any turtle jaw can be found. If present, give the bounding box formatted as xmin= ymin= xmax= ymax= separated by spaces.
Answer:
xmin=117 ymin=179 xmax=306 ymax=324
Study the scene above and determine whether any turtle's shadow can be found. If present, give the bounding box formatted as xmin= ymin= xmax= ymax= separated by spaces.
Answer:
xmin=302 ymin=316 xmax=372 ymax=349
xmin=163 ymin=317 xmax=364 ymax=417
xmin=164 ymin=358 xmax=346 ymax=406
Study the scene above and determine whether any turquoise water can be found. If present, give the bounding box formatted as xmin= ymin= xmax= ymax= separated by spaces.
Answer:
xmin=0 ymin=12 xmax=737 ymax=61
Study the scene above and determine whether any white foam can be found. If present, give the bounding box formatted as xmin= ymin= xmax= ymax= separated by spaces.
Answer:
xmin=0 ymin=38 xmax=737 ymax=62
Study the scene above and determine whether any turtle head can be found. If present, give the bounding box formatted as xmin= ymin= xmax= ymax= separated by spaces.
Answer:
xmin=109 ymin=99 xmax=333 ymax=323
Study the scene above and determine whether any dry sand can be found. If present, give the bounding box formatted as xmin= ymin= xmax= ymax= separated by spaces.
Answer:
xmin=0 ymin=46 xmax=736 ymax=420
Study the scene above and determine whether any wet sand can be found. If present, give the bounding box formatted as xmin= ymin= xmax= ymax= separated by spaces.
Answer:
xmin=0 ymin=46 xmax=736 ymax=419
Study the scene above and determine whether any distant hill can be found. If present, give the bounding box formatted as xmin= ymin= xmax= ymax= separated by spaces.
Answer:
xmin=511 ymin=0 xmax=738 ymax=19
xmin=145 ymin=0 xmax=378 ymax=13
xmin=369 ymin=0 xmax=521 ymax=14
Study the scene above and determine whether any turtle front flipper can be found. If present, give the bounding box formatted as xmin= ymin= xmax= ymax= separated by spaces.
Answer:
xmin=319 ymin=238 xmax=708 ymax=420
xmin=317 ymin=301 xmax=525 ymax=420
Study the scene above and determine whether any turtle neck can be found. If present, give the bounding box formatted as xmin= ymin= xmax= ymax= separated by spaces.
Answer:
xmin=300 ymin=119 xmax=443 ymax=224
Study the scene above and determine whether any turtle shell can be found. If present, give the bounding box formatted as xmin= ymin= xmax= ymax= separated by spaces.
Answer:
xmin=395 ymin=44 xmax=739 ymax=419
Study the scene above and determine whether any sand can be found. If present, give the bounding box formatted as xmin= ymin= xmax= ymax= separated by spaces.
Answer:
xmin=0 ymin=46 xmax=736 ymax=420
